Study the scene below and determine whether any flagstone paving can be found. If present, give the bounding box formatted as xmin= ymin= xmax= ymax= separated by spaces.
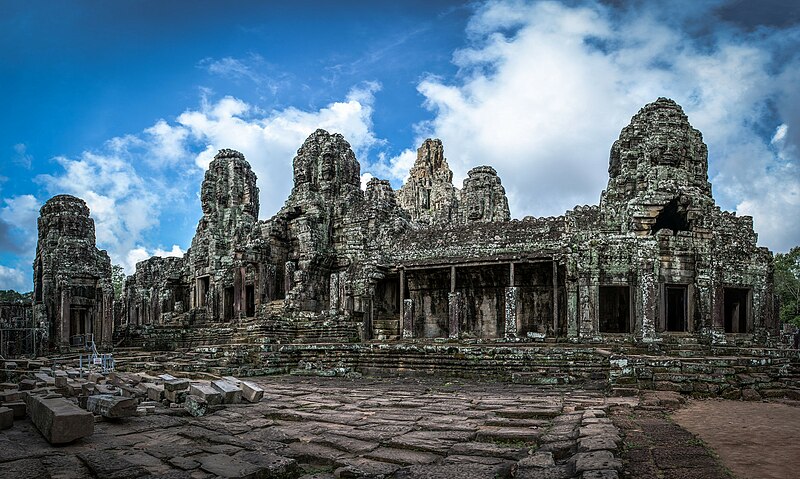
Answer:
xmin=0 ymin=375 xmax=638 ymax=478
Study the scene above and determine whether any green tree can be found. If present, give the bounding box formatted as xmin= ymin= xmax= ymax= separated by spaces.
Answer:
xmin=0 ymin=290 xmax=32 ymax=302
xmin=112 ymin=264 xmax=126 ymax=298
xmin=775 ymin=246 xmax=800 ymax=326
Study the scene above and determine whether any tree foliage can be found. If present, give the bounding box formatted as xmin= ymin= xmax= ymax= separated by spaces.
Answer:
xmin=775 ymin=246 xmax=800 ymax=327
xmin=0 ymin=290 xmax=32 ymax=302
xmin=112 ymin=264 xmax=126 ymax=298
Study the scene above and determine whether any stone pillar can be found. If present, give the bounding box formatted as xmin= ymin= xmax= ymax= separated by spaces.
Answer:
xmin=265 ymin=264 xmax=276 ymax=302
xmin=399 ymin=269 xmax=405 ymax=318
xmin=233 ymin=266 xmax=244 ymax=318
xmin=552 ymin=260 xmax=559 ymax=337
xmin=60 ymin=288 xmax=70 ymax=348
xmin=284 ymin=261 xmax=295 ymax=296
xmin=329 ymin=272 xmax=340 ymax=311
xmin=450 ymin=265 xmax=456 ymax=293
xmin=578 ymin=277 xmax=594 ymax=338
xmin=362 ymin=296 xmax=373 ymax=341
xmin=102 ymin=291 xmax=113 ymax=348
xmin=638 ymin=259 xmax=658 ymax=342
xmin=448 ymin=291 xmax=463 ymax=339
xmin=504 ymin=286 xmax=518 ymax=338
xmin=711 ymin=279 xmax=725 ymax=344
xmin=402 ymin=298 xmax=414 ymax=339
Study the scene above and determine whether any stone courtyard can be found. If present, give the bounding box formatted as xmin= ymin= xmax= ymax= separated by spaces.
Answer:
xmin=0 ymin=374 xmax=681 ymax=479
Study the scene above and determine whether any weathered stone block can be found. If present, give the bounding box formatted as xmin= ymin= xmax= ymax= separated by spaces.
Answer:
xmin=3 ymin=401 xmax=26 ymax=418
xmin=0 ymin=406 xmax=13 ymax=429
xmin=164 ymin=379 xmax=190 ymax=392
xmin=145 ymin=383 xmax=164 ymax=401
xmin=241 ymin=381 xmax=264 ymax=403
xmin=165 ymin=389 xmax=188 ymax=404
xmin=211 ymin=379 xmax=242 ymax=404
xmin=86 ymin=394 xmax=137 ymax=418
xmin=26 ymin=395 xmax=93 ymax=444
xmin=184 ymin=394 xmax=208 ymax=417
xmin=188 ymin=383 xmax=222 ymax=405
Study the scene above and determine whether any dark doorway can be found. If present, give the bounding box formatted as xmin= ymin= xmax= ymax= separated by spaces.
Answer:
xmin=224 ymin=287 xmax=234 ymax=320
xmin=246 ymin=284 xmax=255 ymax=317
xmin=665 ymin=285 xmax=687 ymax=331
xmin=599 ymin=286 xmax=630 ymax=333
xmin=724 ymin=288 xmax=749 ymax=333
xmin=198 ymin=276 xmax=210 ymax=307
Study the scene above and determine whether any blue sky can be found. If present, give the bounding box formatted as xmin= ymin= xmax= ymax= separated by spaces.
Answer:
xmin=1 ymin=0 xmax=799 ymax=291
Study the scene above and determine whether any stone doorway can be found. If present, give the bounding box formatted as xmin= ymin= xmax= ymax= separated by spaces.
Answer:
xmin=599 ymin=286 xmax=630 ymax=333
xmin=664 ymin=285 xmax=687 ymax=332
xmin=724 ymin=287 xmax=750 ymax=333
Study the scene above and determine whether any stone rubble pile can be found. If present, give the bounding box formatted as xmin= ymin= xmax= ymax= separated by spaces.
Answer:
xmin=0 ymin=358 xmax=264 ymax=444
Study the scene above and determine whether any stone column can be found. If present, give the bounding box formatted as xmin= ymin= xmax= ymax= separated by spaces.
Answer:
xmin=329 ymin=272 xmax=340 ymax=311
xmin=362 ymin=296 xmax=373 ymax=341
xmin=60 ymin=288 xmax=70 ymax=348
xmin=402 ymin=299 xmax=414 ymax=339
xmin=284 ymin=261 xmax=296 ymax=296
xmin=399 ymin=269 xmax=405 ymax=318
xmin=448 ymin=291 xmax=463 ymax=339
xmin=504 ymin=286 xmax=518 ymax=338
xmin=638 ymin=259 xmax=658 ymax=342
xmin=552 ymin=260 xmax=559 ymax=337
xmin=265 ymin=264 xmax=276 ymax=302
xmin=102 ymin=291 xmax=113 ymax=348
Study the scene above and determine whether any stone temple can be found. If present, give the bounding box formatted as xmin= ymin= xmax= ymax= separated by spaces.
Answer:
xmin=108 ymin=98 xmax=774 ymax=348
xmin=5 ymin=97 xmax=795 ymax=479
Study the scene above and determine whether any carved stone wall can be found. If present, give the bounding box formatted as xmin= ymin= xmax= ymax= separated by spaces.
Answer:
xmin=110 ymin=98 xmax=775 ymax=347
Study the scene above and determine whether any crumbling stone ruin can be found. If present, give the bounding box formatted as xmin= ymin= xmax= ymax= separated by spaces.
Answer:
xmin=32 ymin=195 xmax=114 ymax=350
xmin=119 ymin=98 xmax=775 ymax=347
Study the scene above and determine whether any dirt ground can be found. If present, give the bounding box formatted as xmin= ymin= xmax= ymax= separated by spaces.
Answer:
xmin=672 ymin=399 xmax=800 ymax=479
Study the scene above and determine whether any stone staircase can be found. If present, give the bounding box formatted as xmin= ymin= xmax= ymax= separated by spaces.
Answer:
xmin=372 ymin=313 xmax=400 ymax=341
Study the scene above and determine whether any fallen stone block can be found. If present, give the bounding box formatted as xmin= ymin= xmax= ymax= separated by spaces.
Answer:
xmin=184 ymin=394 xmax=208 ymax=417
xmin=165 ymin=389 xmax=188 ymax=404
xmin=0 ymin=390 xmax=21 ymax=403
xmin=145 ymin=383 xmax=164 ymax=401
xmin=87 ymin=373 xmax=104 ymax=383
xmin=164 ymin=378 xmax=190 ymax=392
xmin=189 ymin=383 xmax=222 ymax=405
xmin=4 ymin=401 xmax=26 ymax=419
xmin=18 ymin=379 xmax=36 ymax=391
xmin=241 ymin=381 xmax=264 ymax=403
xmin=212 ymin=379 xmax=242 ymax=404
xmin=26 ymin=395 xmax=94 ymax=444
xmin=86 ymin=394 xmax=137 ymax=418
xmin=54 ymin=376 xmax=68 ymax=388
xmin=0 ymin=406 xmax=13 ymax=429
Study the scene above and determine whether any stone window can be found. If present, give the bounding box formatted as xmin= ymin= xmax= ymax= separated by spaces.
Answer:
xmin=652 ymin=199 xmax=690 ymax=235
xmin=723 ymin=287 xmax=750 ymax=333
xmin=599 ymin=286 xmax=630 ymax=333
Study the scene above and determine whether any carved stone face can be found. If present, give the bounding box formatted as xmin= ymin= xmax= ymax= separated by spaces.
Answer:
xmin=468 ymin=197 xmax=484 ymax=220
xmin=321 ymin=152 xmax=335 ymax=182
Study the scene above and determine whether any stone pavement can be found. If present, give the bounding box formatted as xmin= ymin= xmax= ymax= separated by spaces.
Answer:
xmin=0 ymin=375 xmax=634 ymax=478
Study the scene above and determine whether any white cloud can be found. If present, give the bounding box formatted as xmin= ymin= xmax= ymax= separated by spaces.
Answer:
xmin=124 ymin=244 xmax=185 ymax=273
xmin=34 ymin=84 xmax=382 ymax=275
xmin=0 ymin=264 xmax=28 ymax=291
xmin=176 ymin=82 xmax=381 ymax=218
xmin=13 ymin=143 xmax=33 ymax=169
xmin=0 ymin=194 xmax=41 ymax=254
xmin=392 ymin=0 xmax=800 ymax=251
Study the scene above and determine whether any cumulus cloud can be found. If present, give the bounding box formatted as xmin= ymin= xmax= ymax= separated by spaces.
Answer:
xmin=125 ymin=244 xmax=185 ymax=272
xmin=33 ymin=84 xmax=381 ymax=274
xmin=13 ymin=143 xmax=33 ymax=169
xmin=380 ymin=0 xmax=799 ymax=251
xmin=0 ymin=194 xmax=40 ymax=254
xmin=0 ymin=264 xmax=28 ymax=292
xmin=176 ymin=81 xmax=381 ymax=217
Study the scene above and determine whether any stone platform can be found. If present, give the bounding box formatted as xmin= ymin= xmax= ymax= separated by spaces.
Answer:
xmin=0 ymin=375 xmax=637 ymax=479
